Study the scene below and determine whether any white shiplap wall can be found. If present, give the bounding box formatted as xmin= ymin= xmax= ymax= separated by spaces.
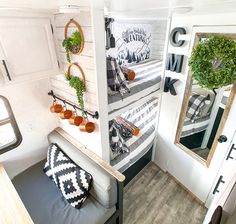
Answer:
xmin=53 ymin=11 xmax=97 ymax=111
xmin=51 ymin=10 xmax=105 ymax=158
xmin=151 ymin=19 xmax=168 ymax=61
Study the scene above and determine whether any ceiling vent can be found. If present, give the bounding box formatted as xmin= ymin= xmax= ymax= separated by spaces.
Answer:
xmin=58 ymin=5 xmax=81 ymax=13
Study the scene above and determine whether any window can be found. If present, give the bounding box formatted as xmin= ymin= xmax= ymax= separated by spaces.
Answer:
xmin=0 ymin=96 xmax=22 ymax=154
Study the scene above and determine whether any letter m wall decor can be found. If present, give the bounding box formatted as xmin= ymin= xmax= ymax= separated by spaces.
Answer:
xmin=166 ymin=54 xmax=184 ymax=73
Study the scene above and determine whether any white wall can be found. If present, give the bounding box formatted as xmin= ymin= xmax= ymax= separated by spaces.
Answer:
xmin=155 ymin=12 xmax=236 ymax=203
xmin=0 ymin=78 xmax=59 ymax=179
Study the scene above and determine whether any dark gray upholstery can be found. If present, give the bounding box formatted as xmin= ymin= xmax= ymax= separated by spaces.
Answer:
xmin=13 ymin=160 xmax=116 ymax=224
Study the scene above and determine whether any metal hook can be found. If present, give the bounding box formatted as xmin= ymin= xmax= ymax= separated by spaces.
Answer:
xmin=63 ymin=100 xmax=67 ymax=108
xmin=48 ymin=90 xmax=99 ymax=120
xmin=52 ymin=94 xmax=56 ymax=102
xmin=83 ymin=110 xmax=88 ymax=120
xmin=73 ymin=105 xmax=77 ymax=114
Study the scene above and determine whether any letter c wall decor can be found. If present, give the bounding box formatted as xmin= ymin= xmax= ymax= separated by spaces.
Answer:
xmin=170 ymin=27 xmax=186 ymax=47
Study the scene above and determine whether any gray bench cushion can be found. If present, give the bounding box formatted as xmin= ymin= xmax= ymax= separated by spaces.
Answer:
xmin=12 ymin=160 xmax=116 ymax=224
xmin=48 ymin=130 xmax=117 ymax=209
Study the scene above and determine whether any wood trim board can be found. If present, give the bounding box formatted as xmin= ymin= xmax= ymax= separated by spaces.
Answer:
xmin=55 ymin=127 xmax=125 ymax=182
xmin=175 ymin=71 xmax=236 ymax=167
xmin=0 ymin=163 xmax=33 ymax=224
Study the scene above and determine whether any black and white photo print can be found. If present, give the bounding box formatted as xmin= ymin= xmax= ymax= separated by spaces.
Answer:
xmin=113 ymin=23 xmax=151 ymax=65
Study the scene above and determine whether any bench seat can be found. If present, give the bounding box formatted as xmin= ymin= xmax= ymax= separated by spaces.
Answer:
xmin=13 ymin=160 xmax=116 ymax=224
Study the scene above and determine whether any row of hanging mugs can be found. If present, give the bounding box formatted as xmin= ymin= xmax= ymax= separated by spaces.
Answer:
xmin=50 ymin=100 xmax=95 ymax=133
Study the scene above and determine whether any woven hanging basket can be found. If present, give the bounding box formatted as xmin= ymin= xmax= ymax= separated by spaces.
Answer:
xmin=64 ymin=19 xmax=85 ymax=55
xmin=66 ymin=63 xmax=86 ymax=84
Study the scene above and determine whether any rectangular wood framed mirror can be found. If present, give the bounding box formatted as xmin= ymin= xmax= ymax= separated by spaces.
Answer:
xmin=175 ymin=26 xmax=236 ymax=167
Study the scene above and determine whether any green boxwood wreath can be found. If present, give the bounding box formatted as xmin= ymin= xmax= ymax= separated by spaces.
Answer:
xmin=188 ymin=35 xmax=236 ymax=90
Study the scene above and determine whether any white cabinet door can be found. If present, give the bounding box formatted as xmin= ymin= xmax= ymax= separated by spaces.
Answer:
xmin=203 ymin=131 xmax=236 ymax=223
xmin=0 ymin=16 xmax=58 ymax=83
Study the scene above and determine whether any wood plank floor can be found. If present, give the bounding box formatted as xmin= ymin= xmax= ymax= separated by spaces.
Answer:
xmin=123 ymin=162 xmax=207 ymax=224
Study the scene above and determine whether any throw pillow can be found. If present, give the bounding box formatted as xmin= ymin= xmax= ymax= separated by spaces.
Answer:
xmin=44 ymin=143 xmax=93 ymax=209
xmin=106 ymin=57 xmax=130 ymax=96
xmin=209 ymin=206 xmax=222 ymax=224
xmin=186 ymin=94 xmax=209 ymax=122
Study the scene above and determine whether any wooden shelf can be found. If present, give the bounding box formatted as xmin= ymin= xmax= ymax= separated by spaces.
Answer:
xmin=0 ymin=163 xmax=33 ymax=224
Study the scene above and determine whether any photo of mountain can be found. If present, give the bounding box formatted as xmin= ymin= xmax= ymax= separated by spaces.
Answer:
xmin=113 ymin=23 xmax=151 ymax=65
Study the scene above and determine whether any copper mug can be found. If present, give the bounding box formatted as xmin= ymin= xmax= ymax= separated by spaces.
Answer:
xmin=79 ymin=119 xmax=95 ymax=133
xmin=69 ymin=113 xmax=84 ymax=126
xmin=50 ymin=102 xmax=63 ymax=113
xmin=59 ymin=108 xmax=73 ymax=119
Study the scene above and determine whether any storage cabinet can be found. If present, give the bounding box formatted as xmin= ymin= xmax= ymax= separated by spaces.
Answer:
xmin=203 ymin=131 xmax=236 ymax=223
xmin=0 ymin=15 xmax=58 ymax=83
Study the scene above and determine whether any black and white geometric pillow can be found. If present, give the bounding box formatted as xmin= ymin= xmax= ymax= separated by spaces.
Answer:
xmin=44 ymin=143 xmax=93 ymax=209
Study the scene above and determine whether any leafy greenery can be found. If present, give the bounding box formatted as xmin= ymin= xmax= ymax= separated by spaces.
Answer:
xmin=62 ymin=31 xmax=82 ymax=63
xmin=70 ymin=31 xmax=81 ymax=46
xmin=189 ymin=36 xmax=236 ymax=90
xmin=65 ymin=72 xmax=86 ymax=112
xmin=62 ymin=39 xmax=72 ymax=63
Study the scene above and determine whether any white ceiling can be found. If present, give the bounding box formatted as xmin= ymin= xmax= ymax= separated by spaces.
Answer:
xmin=104 ymin=0 xmax=236 ymax=18
xmin=0 ymin=0 xmax=236 ymax=18
xmin=105 ymin=0 xmax=236 ymax=10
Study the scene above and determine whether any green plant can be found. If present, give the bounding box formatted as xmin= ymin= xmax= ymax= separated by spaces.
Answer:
xmin=189 ymin=35 xmax=236 ymax=90
xmin=62 ymin=31 xmax=82 ymax=63
xmin=65 ymin=72 xmax=86 ymax=112
xmin=70 ymin=31 xmax=81 ymax=46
